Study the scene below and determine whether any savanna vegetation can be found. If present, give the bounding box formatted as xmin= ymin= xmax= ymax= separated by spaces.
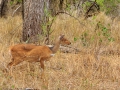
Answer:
xmin=0 ymin=0 xmax=120 ymax=90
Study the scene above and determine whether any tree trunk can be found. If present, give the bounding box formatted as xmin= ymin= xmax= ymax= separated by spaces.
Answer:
xmin=22 ymin=0 xmax=24 ymax=20
xmin=22 ymin=0 xmax=49 ymax=43
xmin=0 ymin=0 xmax=7 ymax=17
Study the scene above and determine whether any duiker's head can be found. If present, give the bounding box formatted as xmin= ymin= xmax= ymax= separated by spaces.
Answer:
xmin=59 ymin=34 xmax=71 ymax=45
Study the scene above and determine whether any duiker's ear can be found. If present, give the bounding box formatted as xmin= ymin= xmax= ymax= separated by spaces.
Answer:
xmin=59 ymin=34 xmax=65 ymax=39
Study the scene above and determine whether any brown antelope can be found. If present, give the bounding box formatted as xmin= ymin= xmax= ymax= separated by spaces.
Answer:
xmin=7 ymin=35 xmax=71 ymax=77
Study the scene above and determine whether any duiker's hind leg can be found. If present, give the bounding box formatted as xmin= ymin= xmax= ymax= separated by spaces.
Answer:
xmin=7 ymin=58 xmax=14 ymax=68
xmin=7 ymin=57 xmax=23 ymax=67
xmin=7 ymin=58 xmax=21 ymax=68
xmin=7 ymin=58 xmax=14 ymax=76
xmin=7 ymin=58 xmax=23 ymax=76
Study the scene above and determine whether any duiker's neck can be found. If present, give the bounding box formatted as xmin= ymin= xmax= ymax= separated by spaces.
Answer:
xmin=51 ymin=38 xmax=61 ymax=53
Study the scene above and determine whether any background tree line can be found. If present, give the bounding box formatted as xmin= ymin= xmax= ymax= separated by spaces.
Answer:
xmin=0 ymin=0 xmax=120 ymax=43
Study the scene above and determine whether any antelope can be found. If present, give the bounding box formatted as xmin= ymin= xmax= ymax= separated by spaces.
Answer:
xmin=7 ymin=35 xmax=71 ymax=77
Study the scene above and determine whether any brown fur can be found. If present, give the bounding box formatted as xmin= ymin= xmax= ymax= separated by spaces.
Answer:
xmin=7 ymin=35 xmax=71 ymax=76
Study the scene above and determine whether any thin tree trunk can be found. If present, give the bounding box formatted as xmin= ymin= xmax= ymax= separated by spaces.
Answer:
xmin=22 ymin=0 xmax=24 ymax=20
xmin=0 ymin=0 xmax=7 ymax=17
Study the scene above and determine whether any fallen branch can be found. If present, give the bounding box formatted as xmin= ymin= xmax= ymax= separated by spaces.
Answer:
xmin=47 ymin=45 xmax=81 ymax=54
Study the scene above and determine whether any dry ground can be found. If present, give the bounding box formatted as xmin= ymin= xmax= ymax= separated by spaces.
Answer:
xmin=1 ymin=52 xmax=120 ymax=90
xmin=0 ymin=12 xmax=120 ymax=90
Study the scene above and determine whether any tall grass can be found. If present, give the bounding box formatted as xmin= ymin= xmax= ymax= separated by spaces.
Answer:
xmin=0 ymin=12 xmax=120 ymax=90
xmin=0 ymin=16 xmax=22 ymax=59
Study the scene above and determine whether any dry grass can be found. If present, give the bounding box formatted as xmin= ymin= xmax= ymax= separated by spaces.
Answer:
xmin=0 ymin=12 xmax=120 ymax=90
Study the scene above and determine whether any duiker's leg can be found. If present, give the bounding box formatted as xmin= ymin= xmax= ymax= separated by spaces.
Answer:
xmin=7 ymin=57 xmax=23 ymax=76
xmin=40 ymin=60 xmax=45 ymax=79
xmin=7 ymin=58 xmax=23 ymax=68
xmin=7 ymin=58 xmax=14 ymax=68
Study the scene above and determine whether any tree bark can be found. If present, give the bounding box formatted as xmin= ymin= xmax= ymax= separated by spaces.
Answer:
xmin=0 ymin=0 xmax=7 ymax=17
xmin=22 ymin=0 xmax=49 ymax=43
xmin=22 ymin=0 xmax=24 ymax=20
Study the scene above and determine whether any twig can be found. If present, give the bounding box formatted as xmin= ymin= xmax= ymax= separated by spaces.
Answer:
xmin=84 ymin=0 xmax=99 ymax=19
xmin=12 ymin=5 xmax=21 ymax=17
xmin=56 ymin=11 xmax=85 ymax=26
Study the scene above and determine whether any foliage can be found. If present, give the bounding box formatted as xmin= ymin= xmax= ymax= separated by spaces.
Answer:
xmin=82 ymin=1 xmax=92 ymax=13
xmin=80 ymin=21 xmax=114 ymax=47
xmin=42 ymin=5 xmax=56 ymax=38
xmin=9 ymin=0 xmax=22 ymax=5
xmin=103 ymin=0 xmax=120 ymax=15
xmin=96 ymin=22 xmax=114 ymax=42
xmin=82 ymin=0 xmax=120 ymax=16
xmin=80 ymin=31 xmax=89 ymax=46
